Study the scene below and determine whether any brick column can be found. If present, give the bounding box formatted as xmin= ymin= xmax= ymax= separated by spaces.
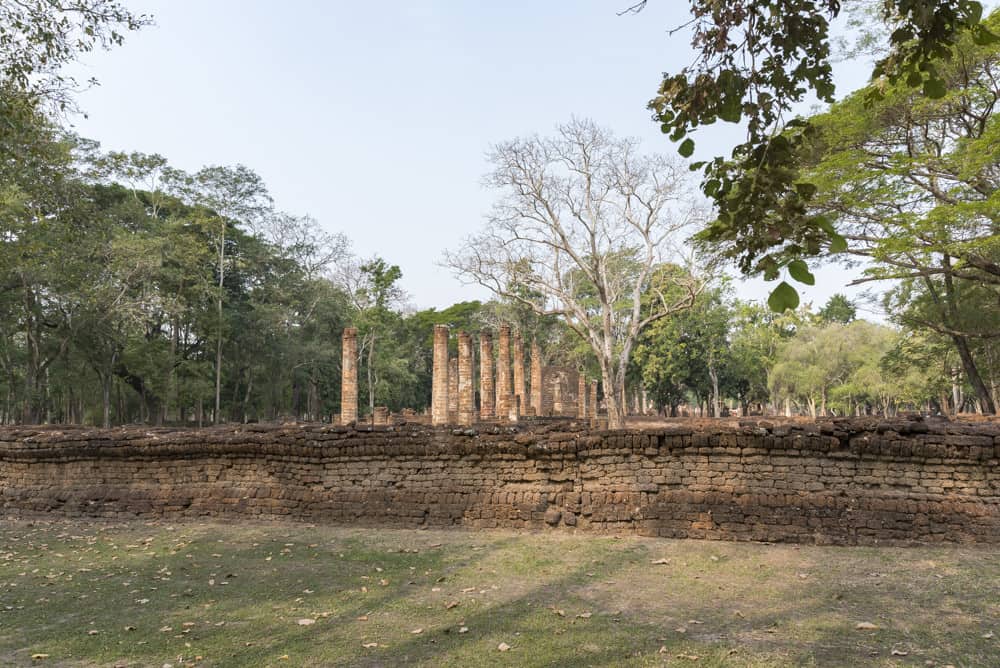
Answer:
xmin=458 ymin=331 xmax=474 ymax=426
xmin=513 ymin=332 xmax=526 ymax=414
xmin=589 ymin=380 xmax=599 ymax=420
xmin=340 ymin=327 xmax=358 ymax=425
xmin=496 ymin=325 xmax=511 ymax=421
xmin=432 ymin=325 xmax=449 ymax=425
xmin=479 ymin=332 xmax=495 ymax=420
xmin=530 ymin=340 xmax=543 ymax=417
xmin=448 ymin=357 xmax=459 ymax=423
xmin=578 ymin=373 xmax=587 ymax=419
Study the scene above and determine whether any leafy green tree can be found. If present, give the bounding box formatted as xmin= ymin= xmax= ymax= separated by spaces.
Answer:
xmin=818 ymin=294 xmax=857 ymax=324
xmin=634 ymin=0 xmax=997 ymax=307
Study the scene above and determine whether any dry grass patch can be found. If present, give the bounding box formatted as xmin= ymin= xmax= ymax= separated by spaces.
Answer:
xmin=0 ymin=519 xmax=997 ymax=667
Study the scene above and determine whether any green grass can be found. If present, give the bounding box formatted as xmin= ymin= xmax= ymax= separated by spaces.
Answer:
xmin=0 ymin=519 xmax=998 ymax=667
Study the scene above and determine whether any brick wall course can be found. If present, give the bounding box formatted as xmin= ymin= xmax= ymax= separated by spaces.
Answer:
xmin=0 ymin=417 xmax=998 ymax=545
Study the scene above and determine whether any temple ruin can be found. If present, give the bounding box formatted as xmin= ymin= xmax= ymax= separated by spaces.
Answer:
xmin=343 ymin=323 xmax=601 ymax=427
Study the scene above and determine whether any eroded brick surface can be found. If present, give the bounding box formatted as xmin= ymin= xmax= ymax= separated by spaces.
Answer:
xmin=1 ymin=418 xmax=998 ymax=545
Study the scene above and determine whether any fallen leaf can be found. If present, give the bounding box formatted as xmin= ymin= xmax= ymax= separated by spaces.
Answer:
xmin=445 ymin=600 xmax=460 ymax=609
xmin=86 ymin=630 xmax=99 ymax=636
xmin=651 ymin=558 xmax=671 ymax=565
xmin=983 ymin=631 xmax=995 ymax=639
xmin=497 ymin=642 xmax=511 ymax=652
xmin=31 ymin=654 xmax=49 ymax=660
xmin=677 ymin=653 xmax=700 ymax=661
xmin=410 ymin=628 xmax=423 ymax=635
xmin=675 ymin=626 xmax=687 ymax=634
xmin=576 ymin=612 xmax=592 ymax=619
xmin=296 ymin=619 xmax=316 ymax=626
xmin=552 ymin=609 xmax=566 ymax=617
xmin=658 ymin=646 xmax=668 ymax=654
xmin=855 ymin=622 xmax=879 ymax=630
xmin=362 ymin=642 xmax=378 ymax=649
xmin=458 ymin=626 xmax=469 ymax=634
xmin=356 ymin=615 xmax=368 ymax=622
xmin=890 ymin=649 xmax=908 ymax=656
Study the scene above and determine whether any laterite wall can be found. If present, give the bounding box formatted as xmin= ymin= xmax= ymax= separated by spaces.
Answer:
xmin=1 ymin=418 xmax=998 ymax=545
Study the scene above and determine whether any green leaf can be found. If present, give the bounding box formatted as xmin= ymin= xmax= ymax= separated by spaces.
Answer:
xmin=972 ymin=25 xmax=1000 ymax=46
xmin=922 ymin=78 xmax=946 ymax=99
xmin=767 ymin=281 xmax=800 ymax=313
xmin=678 ymin=138 xmax=695 ymax=158
xmin=787 ymin=259 xmax=816 ymax=286
xmin=828 ymin=232 xmax=848 ymax=253
xmin=794 ymin=182 xmax=817 ymax=199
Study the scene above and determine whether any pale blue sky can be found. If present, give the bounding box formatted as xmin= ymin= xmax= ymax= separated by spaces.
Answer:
xmin=69 ymin=1 xmax=889 ymax=315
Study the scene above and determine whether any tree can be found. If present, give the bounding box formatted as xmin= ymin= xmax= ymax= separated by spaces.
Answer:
xmin=630 ymin=0 xmax=997 ymax=307
xmin=173 ymin=166 xmax=272 ymax=423
xmin=633 ymin=285 xmax=731 ymax=417
xmin=798 ymin=11 xmax=999 ymax=412
xmin=446 ymin=119 xmax=703 ymax=428
xmin=342 ymin=257 xmax=406 ymax=419
xmin=818 ymin=294 xmax=856 ymax=324
xmin=1 ymin=0 xmax=150 ymax=110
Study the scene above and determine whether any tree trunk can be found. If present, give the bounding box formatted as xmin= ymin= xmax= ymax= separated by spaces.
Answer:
xmin=951 ymin=334 xmax=996 ymax=414
xmin=708 ymin=363 xmax=720 ymax=418
xmin=215 ymin=222 xmax=225 ymax=425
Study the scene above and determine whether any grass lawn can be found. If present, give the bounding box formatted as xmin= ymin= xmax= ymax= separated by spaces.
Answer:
xmin=0 ymin=519 xmax=997 ymax=667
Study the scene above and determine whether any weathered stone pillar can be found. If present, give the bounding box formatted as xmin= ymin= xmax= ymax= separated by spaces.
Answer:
xmin=496 ymin=325 xmax=512 ymax=421
xmin=578 ymin=373 xmax=587 ymax=419
xmin=513 ymin=332 xmax=526 ymax=414
xmin=530 ymin=340 xmax=543 ymax=417
xmin=373 ymin=406 xmax=389 ymax=426
xmin=432 ymin=325 xmax=449 ymax=425
xmin=589 ymin=380 xmax=599 ymax=420
xmin=448 ymin=357 xmax=459 ymax=423
xmin=340 ymin=327 xmax=358 ymax=425
xmin=479 ymin=332 xmax=495 ymax=420
xmin=509 ymin=394 xmax=521 ymax=422
xmin=553 ymin=375 xmax=564 ymax=415
xmin=458 ymin=331 xmax=474 ymax=426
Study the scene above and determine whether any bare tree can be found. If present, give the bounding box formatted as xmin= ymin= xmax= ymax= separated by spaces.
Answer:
xmin=446 ymin=118 xmax=704 ymax=428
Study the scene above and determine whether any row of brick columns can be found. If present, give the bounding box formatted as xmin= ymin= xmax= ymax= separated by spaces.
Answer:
xmin=341 ymin=324 xmax=601 ymax=427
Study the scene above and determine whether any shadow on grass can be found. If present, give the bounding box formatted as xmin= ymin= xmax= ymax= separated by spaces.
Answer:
xmin=1 ymin=520 xmax=999 ymax=667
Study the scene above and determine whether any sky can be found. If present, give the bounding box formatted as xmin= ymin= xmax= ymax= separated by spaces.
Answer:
xmin=68 ymin=0 xmax=888 ymax=317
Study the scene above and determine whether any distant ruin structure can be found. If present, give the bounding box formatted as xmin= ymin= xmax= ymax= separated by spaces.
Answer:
xmin=479 ymin=332 xmax=495 ymax=420
xmin=458 ymin=331 xmax=474 ymax=426
xmin=530 ymin=340 xmax=543 ymax=417
xmin=496 ymin=325 xmax=512 ymax=421
xmin=340 ymin=327 xmax=358 ymax=425
xmin=431 ymin=325 xmax=449 ymax=425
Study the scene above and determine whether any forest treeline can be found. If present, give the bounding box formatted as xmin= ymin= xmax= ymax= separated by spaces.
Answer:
xmin=2 ymin=2 xmax=997 ymax=424
xmin=2 ymin=100 xmax=998 ymax=424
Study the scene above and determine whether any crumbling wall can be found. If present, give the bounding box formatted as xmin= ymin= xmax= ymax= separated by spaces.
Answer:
xmin=1 ymin=418 xmax=998 ymax=545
